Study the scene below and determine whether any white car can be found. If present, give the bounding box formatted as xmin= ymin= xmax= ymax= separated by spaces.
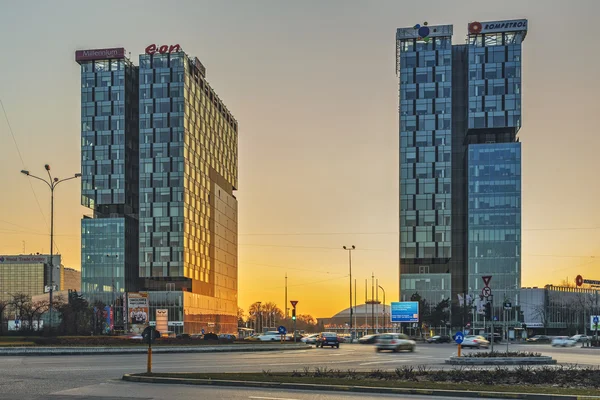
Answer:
xmin=301 ymin=334 xmax=319 ymax=344
xmin=375 ymin=333 xmax=416 ymax=352
xmin=257 ymin=331 xmax=283 ymax=341
xmin=551 ymin=336 xmax=576 ymax=347
xmin=460 ymin=335 xmax=489 ymax=349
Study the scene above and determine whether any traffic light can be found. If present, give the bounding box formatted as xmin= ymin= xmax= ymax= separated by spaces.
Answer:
xmin=484 ymin=302 xmax=492 ymax=320
xmin=292 ymin=309 xmax=296 ymax=321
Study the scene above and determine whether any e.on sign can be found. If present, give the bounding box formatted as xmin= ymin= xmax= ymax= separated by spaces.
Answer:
xmin=145 ymin=44 xmax=181 ymax=55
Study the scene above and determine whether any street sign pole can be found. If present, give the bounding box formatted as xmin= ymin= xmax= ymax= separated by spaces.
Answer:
xmin=290 ymin=300 xmax=298 ymax=343
xmin=490 ymin=295 xmax=494 ymax=353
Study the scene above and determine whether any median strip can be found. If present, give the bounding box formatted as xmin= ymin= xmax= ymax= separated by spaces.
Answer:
xmin=122 ymin=367 xmax=600 ymax=399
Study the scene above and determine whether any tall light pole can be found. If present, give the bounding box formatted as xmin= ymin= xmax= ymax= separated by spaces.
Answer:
xmin=379 ymin=285 xmax=386 ymax=332
xmin=343 ymin=245 xmax=355 ymax=340
xmin=21 ymin=166 xmax=81 ymax=333
xmin=106 ymin=254 xmax=119 ymax=330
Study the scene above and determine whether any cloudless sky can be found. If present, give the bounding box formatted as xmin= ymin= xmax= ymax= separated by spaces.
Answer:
xmin=0 ymin=0 xmax=599 ymax=318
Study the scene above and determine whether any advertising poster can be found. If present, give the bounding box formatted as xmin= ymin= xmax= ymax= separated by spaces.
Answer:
xmin=156 ymin=309 xmax=168 ymax=334
xmin=390 ymin=301 xmax=420 ymax=323
xmin=128 ymin=292 xmax=149 ymax=334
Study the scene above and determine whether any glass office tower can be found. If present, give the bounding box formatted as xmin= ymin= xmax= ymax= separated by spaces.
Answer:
xmin=76 ymin=48 xmax=140 ymax=307
xmin=397 ymin=20 xmax=527 ymax=324
xmin=397 ymin=24 xmax=454 ymax=305
xmin=466 ymin=20 xmax=527 ymax=323
xmin=138 ymin=50 xmax=238 ymax=333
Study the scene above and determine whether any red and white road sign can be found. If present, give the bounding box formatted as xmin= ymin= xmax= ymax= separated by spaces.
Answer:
xmin=482 ymin=276 xmax=492 ymax=287
xmin=576 ymin=275 xmax=584 ymax=287
xmin=290 ymin=300 xmax=298 ymax=308
xmin=482 ymin=287 xmax=492 ymax=297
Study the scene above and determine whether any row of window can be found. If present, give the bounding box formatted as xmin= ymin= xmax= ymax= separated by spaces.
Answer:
xmin=400 ymin=243 xmax=452 ymax=259
xmin=469 ymin=95 xmax=521 ymax=113
xmin=400 ymin=194 xmax=451 ymax=211
xmin=402 ymin=83 xmax=451 ymax=100
xmin=400 ymin=130 xmax=450 ymax=147
xmin=401 ymin=114 xmax=452 ymax=131
xmin=401 ymin=211 xmax=452 ymax=227
xmin=401 ymin=163 xmax=451 ymax=179
xmin=399 ymin=36 xmax=452 ymax=52
xmin=468 ymin=196 xmax=520 ymax=209
xmin=401 ymin=147 xmax=452 ymax=163
xmin=400 ymin=98 xmax=451 ymax=115
xmin=81 ymin=59 xmax=130 ymax=72
xmin=469 ymin=32 xmax=525 ymax=47
xmin=81 ymin=71 xmax=126 ymax=88
xmin=469 ymin=64 xmax=522 ymax=81
xmin=468 ymin=111 xmax=521 ymax=129
xmin=400 ymin=66 xmax=451 ymax=84
xmin=402 ymin=180 xmax=451 ymax=195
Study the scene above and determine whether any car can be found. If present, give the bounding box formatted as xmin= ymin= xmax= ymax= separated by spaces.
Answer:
xmin=301 ymin=333 xmax=319 ymax=344
xmin=552 ymin=336 xmax=576 ymax=347
xmin=426 ymin=335 xmax=451 ymax=344
xmin=257 ymin=331 xmax=282 ymax=341
xmin=176 ymin=333 xmax=191 ymax=339
xmin=570 ymin=334 xmax=590 ymax=343
xmin=316 ymin=332 xmax=340 ymax=348
xmin=526 ymin=335 xmax=551 ymax=343
xmin=244 ymin=334 xmax=261 ymax=341
xmin=483 ymin=333 xmax=502 ymax=343
xmin=358 ymin=334 xmax=382 ymax=344
xmin=460 ymin=335 xmax=489 ymax=349
xmin=375 ymin=333 xmax=416 ymax=352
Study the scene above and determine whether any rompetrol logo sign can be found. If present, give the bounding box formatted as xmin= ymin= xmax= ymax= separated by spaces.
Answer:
xmin=469 ymin=19 xmax=528 ymax=34
xmin=145 ymin=44 xmax=181 ymax=55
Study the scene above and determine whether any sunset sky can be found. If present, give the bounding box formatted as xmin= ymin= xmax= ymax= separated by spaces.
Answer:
xmin=0 ymin=0 xmax=598 ymax=318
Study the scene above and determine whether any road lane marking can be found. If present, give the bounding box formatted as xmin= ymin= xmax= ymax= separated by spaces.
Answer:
xmin=249 ymin=397 xmax=298 ymax=400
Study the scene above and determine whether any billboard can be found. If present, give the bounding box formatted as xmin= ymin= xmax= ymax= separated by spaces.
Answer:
xmin=127 ymin=292 xmax=149 ymax=334
xmin=156 ymin=309 xmax=168 ymax=334
xmin=75 ymin=47 xmax=125 ymax=62
xmin=468 ymin=19 xmax=528 ymax=35
xmin=391 ymin=301 xmax=419 ymax=323
xmin=590 ymin=316 xmax=600 ymax=332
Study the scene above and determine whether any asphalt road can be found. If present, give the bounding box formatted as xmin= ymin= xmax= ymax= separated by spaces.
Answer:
xmin=42 ymin=380 xmax=496 ymax=400
xmin=1 ymin=342 xmax=598 ymax=399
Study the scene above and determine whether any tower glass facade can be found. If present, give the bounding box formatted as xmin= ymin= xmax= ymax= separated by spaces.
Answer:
xmin=467 ymin=143 xmax=521 ymax=306
xmin=397 ymin=24 xmax=454 ymax=305
xmin=77 ymin=49 xmax=140 ymax=301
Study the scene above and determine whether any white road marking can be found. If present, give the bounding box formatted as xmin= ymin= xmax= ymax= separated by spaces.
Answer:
xmin=249 ymin=397 xmax=298 ymax=400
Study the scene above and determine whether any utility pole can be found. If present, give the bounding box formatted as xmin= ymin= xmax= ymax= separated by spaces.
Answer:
xmin=375 ymin=278 xmax=379 ymax=333
xmin=371 ymin=273 xmax=375 ymax=334
xmin=21 ymin=166 xmax=81 ymax=334
xmin=343 ymin=246 xmax=355 ymax=340
xmin=354 ymin=279 xmax=357 ymax=335
xmin=285 ymin=274 xmax=288 ymax=319
xmin=379 ymin=285 xmax=386 ymax=332
xmin=365 ymin=279 xmax=368 ymax=335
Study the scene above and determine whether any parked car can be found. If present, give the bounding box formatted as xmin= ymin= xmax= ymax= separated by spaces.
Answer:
xmin=244 ymin=334 xmax=261 ymax=341
xmin=375 ymin=333 xmax=416 ymax=352
xmin=483 ymin=333 xmax=502 ymax=343
xmin=358 ymin=334 xmax=381 ymax=344
xmin=570 ymin=334 xmax=589 ymax=343
xmin=552 ymin=336 xmax=576 ymax=347
xmin=301 ymin=333 xmax=319 ymax=344
xmin=316 ymin=332 xmax=340 ymax=348
xmin=426 ymin=335 xmax=451 ymax=344
xmin=176 ymin=333 xmax=191 ymax=339
xmin=460 ymin=335 xmax=489 ymax=349
xmin=526 ymin=335 xmax=551 ymax=343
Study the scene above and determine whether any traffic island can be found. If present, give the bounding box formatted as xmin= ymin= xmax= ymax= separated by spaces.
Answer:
xmin=122 ymin=366 xmax=600 ymax=399
xmin=446 ymin=350 xmax=557 ymax=365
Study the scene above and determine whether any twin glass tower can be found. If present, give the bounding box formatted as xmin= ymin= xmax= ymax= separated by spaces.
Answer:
xmin=397 ymin=19 xmax=527 ymax=325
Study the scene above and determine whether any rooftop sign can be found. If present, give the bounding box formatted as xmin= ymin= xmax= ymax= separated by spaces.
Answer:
xmin=469 ymin=19 xmax=528 ymax=34
xmin=75 ymin=47 xmax=125 ymax=62
xmin=396 ymin=24 xmax=453 ymax=40
xmin=0 ymin=255 xmax=50 ymax=264
xmin=145 ymin=44 xmax=181 ymax=55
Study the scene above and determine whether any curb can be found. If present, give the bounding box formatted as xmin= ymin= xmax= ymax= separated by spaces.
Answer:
xmin=0 ymin=344 xmax=310 ymax=356
xmin=122 ymin=374 xmax=600 ymax=400
xmin=446 ymin=356 xmax=557 ymax=366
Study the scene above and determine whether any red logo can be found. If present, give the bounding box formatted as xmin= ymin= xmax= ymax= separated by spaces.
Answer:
xmin=468 ymin=21 xmax=483 ymax=34
xmin=576 ymin=275 xmax=584 ymax=287
xmin=145 ymin=44 xmax=181 ymax=55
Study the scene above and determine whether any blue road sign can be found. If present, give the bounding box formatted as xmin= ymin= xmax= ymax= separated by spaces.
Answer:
xmin=454 ymin=331 xmax=464 ymax=344
xmin=493 ymin=316 xmax=499 ymax=321
xmin=594 ymin=316 xmax=599 ymax=324
xmin=201 ymin=329 xmax=205 ymax=335
xmin=278 ymin=325 xmax=287 ymax=335
xmin=390 ymin=301 xmax=419 ymax=323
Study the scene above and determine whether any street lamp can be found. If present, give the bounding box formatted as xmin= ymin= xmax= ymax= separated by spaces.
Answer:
xmin=378 ymin=285 xmax=386 ymax=332
xmin=21 ymin=165 xmax=81 ymax=332
xmin=343 ymin=245 xmax=355 ymax=340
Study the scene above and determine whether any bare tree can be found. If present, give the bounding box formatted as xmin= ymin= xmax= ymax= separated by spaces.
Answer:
xmin=533 ymin=303 xmax=550 ymax=335
xmin=9 ymin=293 xmax=32 ymax=331
xmin=0 ymin=301 xmax=8 ymax=335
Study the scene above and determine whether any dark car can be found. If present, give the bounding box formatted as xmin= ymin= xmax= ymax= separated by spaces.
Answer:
xmin=483 ymin=333 xmax=502 ymax=343
xmin=427 ymin=335 xmax=451 ymax=343
xmin=526 ymin=335 xmax=551 ymax=343
xmin=316 ymin=332 xmax=340 ymax=348
xmin=176 ymin=333 xmax=191 ymax=339
xmin=358 ymin=334 xmax=381 ymax=344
